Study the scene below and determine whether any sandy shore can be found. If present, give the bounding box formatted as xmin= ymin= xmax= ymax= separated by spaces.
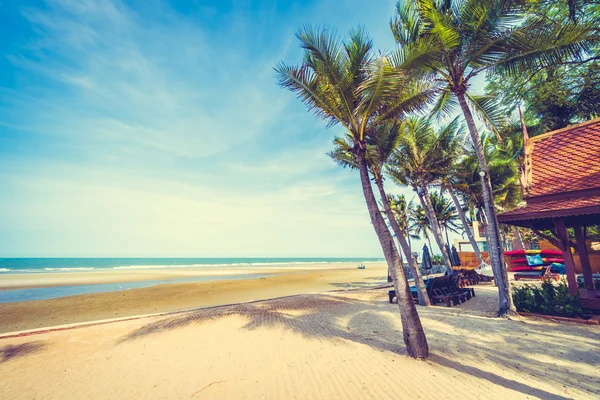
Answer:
xmin=0 ymin=262 xmax=390 ymax=333
xmin=0 ymin=262 xmax=380 ymax=289
xmin=1 ymin=284 xmax=598 ymax=399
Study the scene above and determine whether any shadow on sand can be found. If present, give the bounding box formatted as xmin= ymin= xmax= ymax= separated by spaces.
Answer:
xmin=1 ymin=341 xmax=48 ymax=363
xmin=117 ymin=290 xmax=599 ymax=399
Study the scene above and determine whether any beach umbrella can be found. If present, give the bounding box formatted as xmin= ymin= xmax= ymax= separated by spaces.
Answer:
xmin=422 ymin=244 xmax=433 ymax=272
xmin=451 ymin=245 xmax=462 ymax=267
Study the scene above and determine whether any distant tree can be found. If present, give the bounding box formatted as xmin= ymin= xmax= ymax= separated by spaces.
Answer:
xmin=387 ymin=116 xmax=461 ymax=274
xmin=329 ymin=124 xmax=431 ymax=306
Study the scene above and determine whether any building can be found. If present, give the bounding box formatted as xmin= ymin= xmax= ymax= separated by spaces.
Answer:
xmin=453 ymin=220 xmax=488 ymax=253
xmin=497 ymin=118 xmax=600 ymax=308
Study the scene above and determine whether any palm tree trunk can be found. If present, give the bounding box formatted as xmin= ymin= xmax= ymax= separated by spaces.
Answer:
xmin=417 ymin=186 xmax=453 ymax=274
xmin=357 ymin=154 xmax=428 ymax=358
xmin=375 ymin=179 xmax=431 ymax=306
xmin=513 ymin=226 xmax=525 ymax=250
xmin=446 ymin=185 xmax=483 ymax=264
xmin=455 ymin=92 xmax=515 ymax=315
xmin=425 ymin=233 xmax=433 ymax=252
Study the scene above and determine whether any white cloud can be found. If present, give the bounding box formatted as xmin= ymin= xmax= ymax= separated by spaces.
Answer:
xmin=1 ymin=0 xmax=457 ymax=257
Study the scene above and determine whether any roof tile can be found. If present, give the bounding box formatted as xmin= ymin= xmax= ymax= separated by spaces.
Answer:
xmin=528 ymin=119 xmax=600 ymax=197
xmin=498 ymin=195 xmax=600 ymax=222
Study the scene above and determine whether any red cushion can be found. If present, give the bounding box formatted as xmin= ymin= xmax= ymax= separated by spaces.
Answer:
xmin=511 ymin=266 xmax=534 ymax=272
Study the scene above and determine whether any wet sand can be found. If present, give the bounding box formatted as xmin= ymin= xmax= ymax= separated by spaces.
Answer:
xmin=0 ymin=262 xmax=389 ymax=333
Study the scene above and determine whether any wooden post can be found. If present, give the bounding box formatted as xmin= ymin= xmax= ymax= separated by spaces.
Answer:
xmin=554 ymin=218 xmax=578 ymax=295
xmin=574 ymin=225 xmax=595 ymax=290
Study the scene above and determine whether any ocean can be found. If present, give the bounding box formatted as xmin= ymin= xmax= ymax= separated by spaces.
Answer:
xmin=0 ymin=257 xmax=383 ymax=273
xmin=0 ymin=258 xmax=384 ymax=303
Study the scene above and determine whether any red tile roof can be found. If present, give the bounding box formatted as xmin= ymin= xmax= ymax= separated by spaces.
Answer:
xmin=497 ymin=195 xmax=600 ymax=223
xmin=527 ymin=119 xmax=600 ymax=198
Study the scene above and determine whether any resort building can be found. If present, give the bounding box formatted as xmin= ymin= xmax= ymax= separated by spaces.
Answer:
xmin=453 ymin=220 xmax=488 ymax=252
xmin=497 ymin=118 xmax=600 ymax=309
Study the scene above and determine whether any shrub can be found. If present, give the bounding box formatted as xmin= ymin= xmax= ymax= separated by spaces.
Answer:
xmin=512 ymin=278 xmax=583 ymax=318
xmin=432 ymin=254 xmax=444 ymax=265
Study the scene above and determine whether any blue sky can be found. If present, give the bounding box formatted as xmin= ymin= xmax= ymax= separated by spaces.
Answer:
xmin=0 ymin=0 xmax=466 ymax=257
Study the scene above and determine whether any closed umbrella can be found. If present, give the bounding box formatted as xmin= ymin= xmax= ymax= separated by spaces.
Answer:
xmin=422 ymin=244 xmax=433 ymax=272
xmin=451 ymin=245 xmax=462 ymax=267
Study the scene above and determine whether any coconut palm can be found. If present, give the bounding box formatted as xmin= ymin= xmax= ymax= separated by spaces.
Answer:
xmin=329 ymin=125 xmax=431 ymax=306
xmin=276 ymin=27 xmax=433 ymax=358
xmin=444 ymin=182 xmax=484 ymax=263
xmin=450 ymin=131 xmax=523 ymax=256
xmin=387 ymin=116 xmax=461 ymax=274
xmin=391 ymin=0 xmax=595 ymax=315
xmin=430 ymin=190 xmax=461 ymax=237
xmin=387 ymin=194 xmax=420 ymax=249
xmin=409 ymin=204 xmax=433 ymax=250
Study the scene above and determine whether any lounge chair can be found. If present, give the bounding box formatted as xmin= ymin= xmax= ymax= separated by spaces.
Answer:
xmin=431 ymin=288 xmax=457 ymax=307
xmin=388 ymin=289 xmax=419 ymax=304
xmin=450 ymin=285 xmax=473 ymax=299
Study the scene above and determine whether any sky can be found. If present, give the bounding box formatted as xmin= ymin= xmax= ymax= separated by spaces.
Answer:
xmin=0 ymin=0 xmax=466 ymax=257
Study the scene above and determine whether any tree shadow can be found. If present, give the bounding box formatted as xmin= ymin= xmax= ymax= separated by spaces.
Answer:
xmin=430 ymin=354 xmax=572 ymax=400
xmin=1 ymin=341 xmax=47 ymax=363
xmin=328 ymin=281 xmax=387 ymax=289
xmin=116 ymin=290 xmax=600 ymax=398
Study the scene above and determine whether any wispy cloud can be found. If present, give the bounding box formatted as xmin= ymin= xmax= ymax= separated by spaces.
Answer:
xmin=0 ymin=0 xmax=434 ymax=257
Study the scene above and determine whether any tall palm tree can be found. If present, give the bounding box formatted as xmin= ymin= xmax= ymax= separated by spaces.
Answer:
xmin=387 ymin=116 xmax=460 ymax=274
xmin=409 ymin=204 xmax=434 ymax=250
xmin=387 ymin=194 xmax=420 ymax=249
xmin=329 ymin=125 xmax=431 ymax=306
xmin=430 ymin=190 xmax=461 ymax=237
xmin=443 ymin=180 xmax=484 ymax=264
xmin=392 ymin=0 xmax=594 ymax=315
xmin=276 ymin=27 xmax=433 ymax=358
xmin=451 ymin=132 xmax=523 ymax=255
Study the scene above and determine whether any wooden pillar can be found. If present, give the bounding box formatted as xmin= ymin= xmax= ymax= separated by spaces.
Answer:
xmin=554 ymin=218 xmax=578 ymax=295
xmin=574 ymin=225 xmax=595 ymax=290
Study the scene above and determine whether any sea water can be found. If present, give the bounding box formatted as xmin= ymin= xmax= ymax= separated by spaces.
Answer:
xmin=0 ymin=257 xmax=383 ymax=273
xmin=0 ymin=258 xmax=383 ymax=303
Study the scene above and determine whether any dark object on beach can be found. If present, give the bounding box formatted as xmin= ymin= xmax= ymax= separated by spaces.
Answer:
xmin=357 ymin=264 xmax=366 ymax=269
xmin=422 ymin=245 xmax=433 ymax=272
xmin=388 ymin=275 xmax=475 ymax=307
xmin=450 ymin=245 xmax=461 ymax=266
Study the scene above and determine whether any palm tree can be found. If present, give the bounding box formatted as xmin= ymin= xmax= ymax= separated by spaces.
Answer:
xmin=443 ymin=180 xmax=484 ymax=264
xmin=409 ymin=204 xmax=434 ymax=250
xmin=329 ymin=125 xmax=431 ymax=306
xmin=387 ymin=194 xmax=420 ymax=249
xmin=387 ymin=116 xmax=460 ymax=274
xmin=276 ymin=27 xmax=432 ymax=358
xmin=392 ymin=0 xmax=594 ymax=315
xmin=430 ymin=190 xmax=461 ymax=238
xmin=451 ymin=131 xmax=523 ymax=255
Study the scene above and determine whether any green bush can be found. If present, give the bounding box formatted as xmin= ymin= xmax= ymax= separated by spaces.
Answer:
xmin=512 ymin=279 xmax=583 ymax=318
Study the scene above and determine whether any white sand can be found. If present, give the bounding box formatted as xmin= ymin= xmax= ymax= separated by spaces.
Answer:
xmin=1 ymin=284 xmax=598 ymax=399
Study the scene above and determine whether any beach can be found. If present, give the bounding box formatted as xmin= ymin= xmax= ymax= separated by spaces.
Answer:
xmin=0 ymin=262 xmax=390 ymax=333
xmin=2 ymin=284 xmax=599 ymax=399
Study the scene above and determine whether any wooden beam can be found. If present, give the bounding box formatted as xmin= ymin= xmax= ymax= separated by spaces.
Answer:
xmin=553 ymin=218 xmax=578 ymax=295
xmin=574 ymin=225 xmax=595 ymax=290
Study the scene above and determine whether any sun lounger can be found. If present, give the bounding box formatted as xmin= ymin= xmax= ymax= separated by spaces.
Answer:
xmin=431 ymin=288 xmax=457 ymax=307
xmin=450 ymin=285 xmax=473 ymax=299
xmin=388 ymin=289 xmax=419 ymax=304
xmin=514 ymin=266 xmax=560 ymax=281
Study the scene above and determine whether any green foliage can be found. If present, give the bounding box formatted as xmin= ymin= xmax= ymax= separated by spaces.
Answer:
xmin=484 ymin=1 xmax=600 ymax=132
xmin=512 ymin=279 xmax=583 ymax=318
xmin=387 ymin=116 xmax=461 ymax=190
xmin=431 ymin=254 xmax=444 ymax=265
